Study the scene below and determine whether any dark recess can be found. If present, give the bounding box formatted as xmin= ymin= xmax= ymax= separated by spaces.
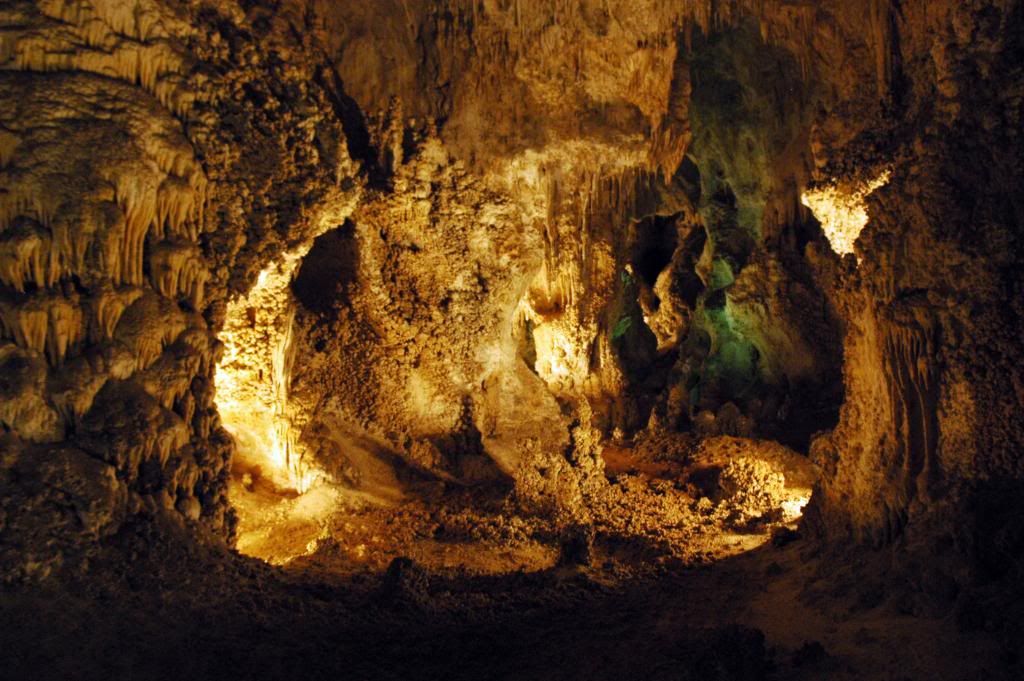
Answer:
xmin=293 ymin=220 xmax=359 ymax=314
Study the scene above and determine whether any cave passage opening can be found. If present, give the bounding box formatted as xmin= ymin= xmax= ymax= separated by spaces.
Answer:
xmin=209 ymin=19 xmax=878 ymax=578
xmin=213 ymin=181 xmax=837 ymax=577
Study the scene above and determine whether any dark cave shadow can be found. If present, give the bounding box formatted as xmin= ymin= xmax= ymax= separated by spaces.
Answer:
xmin=4 ymin=522 xmax=1021 ymax=681
xmin=292 ymin=219 xmax=359 ymax=315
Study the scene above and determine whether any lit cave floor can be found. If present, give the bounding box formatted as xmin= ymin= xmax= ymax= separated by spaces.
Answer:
xmin=2 ymin=438 xmax=1018 ymax=681
xmin=230 ymin=435 xmax=817 ymax=572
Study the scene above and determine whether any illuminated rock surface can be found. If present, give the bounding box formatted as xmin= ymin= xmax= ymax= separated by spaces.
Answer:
xmin=1 ymin=1 xmax=1022 ymax=679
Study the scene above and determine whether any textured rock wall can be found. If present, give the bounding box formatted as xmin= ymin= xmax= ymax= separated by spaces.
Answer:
xmin=0 ymin=0 xmax=358 ymax=580
xmin=1 ymin=0 xmax=1021 ymax=581
xmin=290 ymin=0 xmax=850 ymax=512
xmin=805 ymin=1 xmax=1024 ymax=571
xmin=301 ymin=0 xmax=1024 ymax=558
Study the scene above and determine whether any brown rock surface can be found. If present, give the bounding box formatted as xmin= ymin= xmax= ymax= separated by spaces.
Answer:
xmin=0 ymin=1 xmax=1022 ymax=678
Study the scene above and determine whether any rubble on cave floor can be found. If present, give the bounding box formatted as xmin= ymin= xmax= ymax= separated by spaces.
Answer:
xmin=228 ymin=431 xmax=817 ymax=583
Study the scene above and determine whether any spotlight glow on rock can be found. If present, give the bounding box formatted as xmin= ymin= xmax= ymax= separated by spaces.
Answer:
xmin=215 ymin=257 xmax=320 ymax=495
xmin=802 ymin=170 xmax=891 ymax=258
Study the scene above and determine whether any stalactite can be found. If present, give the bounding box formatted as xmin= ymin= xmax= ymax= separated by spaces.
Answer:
xmin=139 ymin=348 xmax=204 ymax=412
xmin=118 ymin=190 xmax=154 ymax=287
xmin=0 ymin=130 xmax=18 ymax=167
xmin=883 ymin=315 xmax=940 ymax=507
xmin=0 ymin=220 xmax=48 ymax=293
xmin=0 ymin=293 xmax=82 ymax=366
xmin=0 ymin=300 xmax=48 ymax=357
xmin=112 ymin=161 xmax=206 ymax=288
xmin=149 ymin=240 xmax=209 ymax=309
xmin=155 ymin=173 xmax=205 ymax=242
xmin=0 ymin=343 xmax=62 ymax=442
xmin=0 ymin=189 xmax=57 ymax=232
xmin=45 ymin=295 xmax=84 ymax=366
xmin=90 ymin=286 xmax=143 ymax=343
xmin=6 ymin=0 xmax=195 ymax=119
xmin=46 ymin=222 xmax=69 ymax=287
xmin=869 ymin=0 xmax=895 ymax=99
xmin=114 ymin=293 xmax=189 ymax=372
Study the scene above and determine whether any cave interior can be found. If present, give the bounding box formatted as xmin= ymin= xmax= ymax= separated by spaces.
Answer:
xmin=1 ymin=1 xmax=1023 ymax=680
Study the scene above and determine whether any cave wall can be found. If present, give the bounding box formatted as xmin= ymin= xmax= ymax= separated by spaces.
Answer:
xmin=0 ymin=0 xmax=1021 ymax=582
xmin=0 ymin=0 xmax=359 ymax=580
xmin=805 ymin=1 xmax=1024 ymax=570
xmin=286 ymin=0 xmax=1024 ymax=561
xmin=288 ymin=137 xmax=562 ymax=496
xmin=292 ymin=1 xmax=851 ymax=502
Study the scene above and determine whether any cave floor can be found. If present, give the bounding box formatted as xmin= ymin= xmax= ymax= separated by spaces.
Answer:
xmin=230 ymin=434 xmax=815 ymax=571
xmin=1 ymin=437 xmax=1016 ymax=680
xmin=1 ymin=522 xmax=1012 ymax=681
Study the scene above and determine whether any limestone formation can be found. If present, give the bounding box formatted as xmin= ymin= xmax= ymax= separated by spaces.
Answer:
xmin=0 ymin=5 xmax=1022 ymax=677
xmin=0 ymin=0 xmax=359 ymax=580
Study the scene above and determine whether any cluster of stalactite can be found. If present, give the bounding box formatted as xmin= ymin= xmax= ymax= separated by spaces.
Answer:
xmin=0 ymin=0 xmax=358 ymax=581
